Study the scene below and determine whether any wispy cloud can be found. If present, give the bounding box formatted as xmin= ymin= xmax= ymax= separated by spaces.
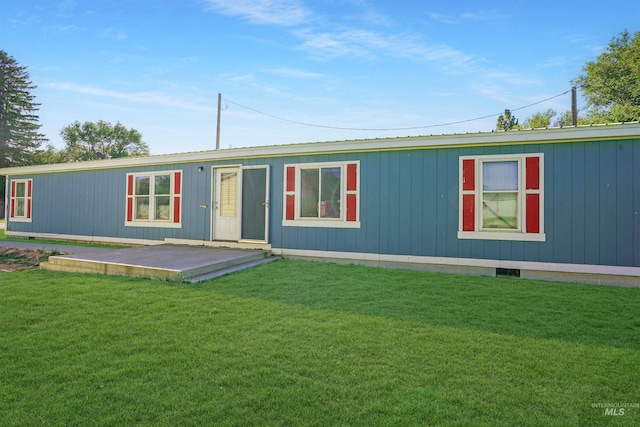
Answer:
xmin=204 ymin=0 xmax=309 ymax=26
xmin=296 ymin=28 xmax=479 ymax=71
xmin=429 ymin=10 xmax=506 ymax=25
xmin=101 ymin=28 xmax=127 ymax=41
xmin=47 ymin=24 xmax=77 ymax=33
xmin=47 ymin=82 xmax=215 ymax=114
xmin=265 ymin=67 xmax=325 ymax=79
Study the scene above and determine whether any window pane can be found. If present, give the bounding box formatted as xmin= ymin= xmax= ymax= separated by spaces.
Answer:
xmin=483 ymin=161 xmax=518 ymax=191
xmin=15 ymin=182 xmax=25 ymax=197
xmin=320 ymin=167 xmax=341 ymax=218
xmin=482 ymin=192 xmax=517 ymax=229
xmin=300 ymin=169 xmax=319 ymax=217
xmin=135 ymin=197 xmax=150 ymax=220
xmin=155 ymin=196 xmax=171 ymax=220
xmin=220 ymin=172 xmax=237 ymax=217
xmin=16 ymin=199 xmax=25 ymax=217
xmin=155 ymin=175 xmax=171 ymax=195
xmin=135 ymin=176 xmax=150 ymax=195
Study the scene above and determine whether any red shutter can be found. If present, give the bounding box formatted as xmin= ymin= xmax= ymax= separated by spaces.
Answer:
xmin=347 ymin=163 xmax=357 ymax=191
xmin=286 ymin=195 xmax=295 ymax=220
xmin=462 ymin=195 xmax=475 ymax=231
xmin=286 ymin=166 xmax=295 ymax=192
xmin=526 ymin=194 xmax=540 ymax=233
xmin=346 ymin=163 xmax=358 ymax=222
xmin=525 ymin=156 xmax=541 ymax=233
xmin=462 ymin=159 xmax=475 ymax=191
xmin=10 ymin=181 xmax=16 ymax=218
xmin=346 ymin=194 xmax=357 ymax=221
xmin=127 ymin=175 xmax=134 ymax=195
xmin=526 ymin=157 xmax=539 ymax=190
xmin=173 ymin=171 xmax=181 ymax=223
xmin=126 ymin=174 xmax=134 ymax=222
xmin=174 ymin=171 xmax=181 ymax=194
xmin=461 ymin=159 xmax=475 ymax=231
xmin=26 ymin=180 xmax=32 ymax=219
xmin=285 ymin=167 xmax=296 ymax=220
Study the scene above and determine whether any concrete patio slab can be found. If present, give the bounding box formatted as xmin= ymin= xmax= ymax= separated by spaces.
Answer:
xmin=0 ymin=241 xmax=274 ymax=282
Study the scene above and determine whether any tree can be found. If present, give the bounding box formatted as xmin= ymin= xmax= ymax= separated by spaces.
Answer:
xmin=496 ymin=109 xmax=519 ymax=131
xmin=59 ymin=120 xmax=149 ymax=161
xmin=520 ymin=109 xmax=556 ymax=128
xmin=552 ymin=110 xmax=590 ymax=127
xmin=573 ymin=30 xmax=640 ymax=123
xmin=0 ymin=50 xmax=47 ymax=210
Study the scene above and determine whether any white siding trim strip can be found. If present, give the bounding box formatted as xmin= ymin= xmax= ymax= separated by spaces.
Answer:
xmin=271 ymin=248 xmax=640 ymax=278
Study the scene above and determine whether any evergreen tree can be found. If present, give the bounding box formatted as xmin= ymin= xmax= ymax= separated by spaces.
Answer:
xmin=496 ymin=109 xmax=519 ymax=131
xmin=0 ymin=50 xmax=47 ymax=167
xmin=0 ymin=50 xmax=47 ymax=206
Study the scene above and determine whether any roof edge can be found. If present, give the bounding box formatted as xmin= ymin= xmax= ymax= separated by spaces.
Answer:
xmin=2 ymin=122 xmax=639 ymax=176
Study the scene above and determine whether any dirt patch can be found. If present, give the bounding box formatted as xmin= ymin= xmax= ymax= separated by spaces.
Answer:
xmin=0 ymin=247 xmax=57 ymax=272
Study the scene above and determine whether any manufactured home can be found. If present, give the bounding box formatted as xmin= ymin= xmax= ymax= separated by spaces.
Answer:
xmin=2 ymin=123 xmax=639 ymax=285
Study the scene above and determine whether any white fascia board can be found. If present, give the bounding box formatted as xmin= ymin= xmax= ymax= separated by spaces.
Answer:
xmin=1 ymin=122 xmax=639 ymax=176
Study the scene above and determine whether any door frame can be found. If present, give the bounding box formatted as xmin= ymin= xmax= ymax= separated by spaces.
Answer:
xmin=240 ymin=165 xmax=270 ymax=244
xmin=210 ymin=165 xmax=270 ymax=243
xmin=211 ymin=165 xmax=241 ymax=242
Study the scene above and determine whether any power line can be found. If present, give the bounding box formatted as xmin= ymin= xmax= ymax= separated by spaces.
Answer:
xmin=222 ymin=89 xmax=573 ymax=132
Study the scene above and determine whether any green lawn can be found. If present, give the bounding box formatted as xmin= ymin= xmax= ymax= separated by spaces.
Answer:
xmin=1 ymin=260 xmax=639 ymax=426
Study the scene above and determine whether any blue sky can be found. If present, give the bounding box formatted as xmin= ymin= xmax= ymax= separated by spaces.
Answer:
xmin=2 ymin=1 xmax=638 ymax=155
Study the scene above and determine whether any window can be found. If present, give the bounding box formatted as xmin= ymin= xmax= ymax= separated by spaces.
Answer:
xmin=283 ymin=161 xmax=360 ymax=228
xmin=9 ymin=179 xmax=32 ymax=222
xmin=458 ymin=154 xmax=544 ymax=241
xmin=125 ymin=170 xmax=182 ymax=227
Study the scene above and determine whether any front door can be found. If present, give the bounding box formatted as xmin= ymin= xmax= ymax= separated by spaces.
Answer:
xmin=214 ymin=167 xmax=240 ymax=241
xmin=241 ymin=167 xmax=269 ymax=242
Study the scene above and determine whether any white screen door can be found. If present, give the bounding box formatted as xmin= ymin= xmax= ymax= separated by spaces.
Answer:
xmin=214 ymin=167 xmax=240 ymax=241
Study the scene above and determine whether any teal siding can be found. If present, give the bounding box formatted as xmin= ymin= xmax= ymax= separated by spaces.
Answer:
xmin=6 ymin=136 xmax=640 ymax=268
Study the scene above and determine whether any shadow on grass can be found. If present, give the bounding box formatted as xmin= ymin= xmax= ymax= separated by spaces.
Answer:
xmin=187 ymin=259 xmax=640 ymax=350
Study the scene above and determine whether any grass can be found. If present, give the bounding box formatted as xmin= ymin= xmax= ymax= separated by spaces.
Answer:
xmin=1 ymin=260 xmax=639 ymax=426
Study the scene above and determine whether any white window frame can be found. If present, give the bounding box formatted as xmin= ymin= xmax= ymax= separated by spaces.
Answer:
xmin=282 ymin=161 xmax=360 ymax=229
xmin=458 ymin=153 xmax=545 ymax=242
xmin=9 ymin=178 xmax=32 ymax=223
xmin=125 ymin=170 xmax=182 ymax=228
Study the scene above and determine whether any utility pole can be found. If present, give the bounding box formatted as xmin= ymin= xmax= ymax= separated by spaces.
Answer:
xmin=571 ymin=86 xmax=578 ymax=126
xmin=216 ymin=93 xmax=221 ymax=150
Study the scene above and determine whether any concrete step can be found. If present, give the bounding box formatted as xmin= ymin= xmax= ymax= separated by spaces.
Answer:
xmin=186 ymin=256 xmax=280 ymax=283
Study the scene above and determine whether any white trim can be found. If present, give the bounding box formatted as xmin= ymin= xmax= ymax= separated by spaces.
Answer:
xmin=213 ymin=166 xmax=242 ymax=241
xmin=283 ymin=160 xmax=360 ymax=228
xmin=458 ymin=153 xmax=545 ymax=241
xmin=4 ymin=123 xmax=637 ymax=176
xmin=457 ymin=231 xmax=546 ymax=242
xmin=123 ymin=221 xmax=183 ymax=229
xmin=125 ymin=169 xmax=182 ymax=227
xmin=8 ymin=217 xmax=32 ymax=223
xmin=4 ymin=230 xmax=163 ymax=246
xmin=209 ymin=164 xmax=244 ymax=242
xmin=282 ymin=219 xmax=361 ymax=228
xmin=271 ymin=247 xmax=640 ymax=279
xmin=8 ymin=178 xmax=33 ymax=223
